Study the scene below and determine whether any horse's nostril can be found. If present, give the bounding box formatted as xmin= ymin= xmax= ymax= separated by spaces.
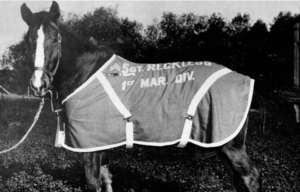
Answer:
xmin=42 ymin=78 xmax=50 ymax=89
xmin=40 ymin=80 xmax=46 ymax=88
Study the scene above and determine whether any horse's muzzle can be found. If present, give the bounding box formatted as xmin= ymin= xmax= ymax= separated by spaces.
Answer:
xmin=30 ymin=73 xmax=50 ymax=97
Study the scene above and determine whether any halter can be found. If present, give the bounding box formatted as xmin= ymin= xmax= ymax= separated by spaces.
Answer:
xmin=34 ymin=32 xmax=62 ymax=85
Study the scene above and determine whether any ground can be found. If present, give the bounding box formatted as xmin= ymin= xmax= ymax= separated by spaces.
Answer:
xmin=0 ymin=97 xmax=299 ymax=192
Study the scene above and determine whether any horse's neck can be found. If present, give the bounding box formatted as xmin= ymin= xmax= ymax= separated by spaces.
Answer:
xmin=55 ymin=26 xmax=112 ymax=100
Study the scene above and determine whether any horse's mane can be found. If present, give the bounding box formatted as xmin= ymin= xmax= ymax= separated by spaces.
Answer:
xmin=58 ymin=21 xmax=97 ymax=50
xmin=57 ymin=21 xmax=113 ymax=58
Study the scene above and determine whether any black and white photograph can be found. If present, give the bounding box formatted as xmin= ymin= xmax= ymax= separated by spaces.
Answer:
xmin=0 ymin=1 xmax=300 ymax=191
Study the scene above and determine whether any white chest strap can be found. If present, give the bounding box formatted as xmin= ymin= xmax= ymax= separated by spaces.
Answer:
xmin=177 ymin=68 xmax=232 ymax=148
xmin=97 ymin=72 xmax=133 ymax=148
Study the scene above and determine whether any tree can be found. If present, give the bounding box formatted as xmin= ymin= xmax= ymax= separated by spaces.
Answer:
xmin=230 ymin=13 xmax=251 ymax=34
xmin=65 ymin=6 xmax=144 ymax=61
xmin=143 ymin=19 xmax=163 ymax=62
xmin=227 ymin=13 xmax=253 ymax=72
xmin=199 ymin=13 xmax=231 ymax=65
xmin=248 ymin=19 xmax=269 ymax=76
xmin=144 ymin=19 xmax=161 ymax=46
xmin=0 ymin=35 xmax=32 ymax=94
xmin=268 ymin=12 xmax=296 ymax=87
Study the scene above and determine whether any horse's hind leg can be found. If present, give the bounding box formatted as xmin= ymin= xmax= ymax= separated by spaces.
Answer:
xmin=218 ymin=119 xmax=261 ymax=192
xmin=83 ymin=152 xmax=112 ymax=192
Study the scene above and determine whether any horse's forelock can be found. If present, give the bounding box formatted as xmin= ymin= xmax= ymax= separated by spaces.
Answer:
xmin=27 ymin=11 xmax=58 ymax=47
xmin=30 ymin=11 xmax=52 ymax=28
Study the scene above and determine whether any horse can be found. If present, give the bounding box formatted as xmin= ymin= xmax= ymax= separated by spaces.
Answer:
xmin=20 ymin=1 xmax=261 ymax=192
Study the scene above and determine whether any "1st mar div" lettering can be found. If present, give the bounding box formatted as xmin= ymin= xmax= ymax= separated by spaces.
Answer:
xmin=121 ymin=71 xmax=195 ymax=91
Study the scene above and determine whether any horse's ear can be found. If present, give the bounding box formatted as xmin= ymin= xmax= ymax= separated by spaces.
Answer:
xmin=21 ymin=3 xmax=33 ymax=26
xmin=49 ymin=1 xmax=60 ymax=23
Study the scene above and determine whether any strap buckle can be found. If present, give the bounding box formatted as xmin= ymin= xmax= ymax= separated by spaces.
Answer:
xmin=186 ymin=115 xmax=193 ymax=120
xmin=177 ymin=114 xmax=194 ymax=148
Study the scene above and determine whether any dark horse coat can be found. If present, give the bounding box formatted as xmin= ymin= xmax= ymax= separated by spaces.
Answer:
xmin=56 ymin=55 xmax=254 ymax=152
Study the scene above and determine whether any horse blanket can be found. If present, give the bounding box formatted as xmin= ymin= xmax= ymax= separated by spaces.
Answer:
xmin=57 ymin=55 xmax=254 ymax=152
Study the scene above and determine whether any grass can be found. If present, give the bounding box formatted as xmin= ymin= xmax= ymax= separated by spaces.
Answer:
xmin=0 ymin=98 xmax=300 ymax=191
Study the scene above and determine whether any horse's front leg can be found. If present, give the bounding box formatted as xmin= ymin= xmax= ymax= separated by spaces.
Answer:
xmin=218 ymin=119 xmax=261 ymax=192
xmin=83 ymin=152 xmax=112 ymax=192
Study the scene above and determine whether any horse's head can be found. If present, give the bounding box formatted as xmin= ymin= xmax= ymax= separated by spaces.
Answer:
xmin=21 ymin=1 xmax=61 ymax=96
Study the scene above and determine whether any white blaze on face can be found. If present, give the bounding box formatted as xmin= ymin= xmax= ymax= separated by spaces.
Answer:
xmin=33 ymin=26 xmax=45 ymax=88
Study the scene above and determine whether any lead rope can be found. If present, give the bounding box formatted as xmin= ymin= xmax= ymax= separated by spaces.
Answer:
xmin=0 ymin=98 xmax=45 ymax=154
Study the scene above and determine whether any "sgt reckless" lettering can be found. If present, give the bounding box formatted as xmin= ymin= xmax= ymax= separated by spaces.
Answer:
xmin=121 ymin=61 xmax=211 ymax=76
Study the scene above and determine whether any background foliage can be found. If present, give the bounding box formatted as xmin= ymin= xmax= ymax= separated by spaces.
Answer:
xmin=1 ymin=6 xmax=300 ymax=96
